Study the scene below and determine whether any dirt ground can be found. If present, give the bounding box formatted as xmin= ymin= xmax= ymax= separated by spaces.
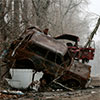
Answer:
xmin=0 ymin=77 xmax=100 ymax=100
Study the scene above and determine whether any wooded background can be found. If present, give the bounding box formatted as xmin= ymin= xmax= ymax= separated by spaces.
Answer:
xmin=0 ymin=0 xmax=100 ymax=75
xmin=0 ymin=0 xmax=90 ymax=50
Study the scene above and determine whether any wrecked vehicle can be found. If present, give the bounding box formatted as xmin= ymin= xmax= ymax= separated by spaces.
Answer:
xmin=54 ymin=34 xmax=95 ymax=63
xmin=3 ymin=26 xmax=91 ymax=91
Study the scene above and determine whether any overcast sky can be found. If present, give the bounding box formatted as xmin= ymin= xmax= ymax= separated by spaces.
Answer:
xmin=89 ymin=0 xmax=100 ymax=15
xmin=89 ymin=0 xmax=100 ymax=42
xmin=88 ymin=0 xmax=100 ymax=76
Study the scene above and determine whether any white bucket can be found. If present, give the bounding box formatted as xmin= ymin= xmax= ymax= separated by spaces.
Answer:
xmin=6 ymin=69 xmax=34 ymax=89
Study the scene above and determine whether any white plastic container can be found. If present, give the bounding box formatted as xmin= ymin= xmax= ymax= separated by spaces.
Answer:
xmin=6 ymin=69 xmax=34 ymax=89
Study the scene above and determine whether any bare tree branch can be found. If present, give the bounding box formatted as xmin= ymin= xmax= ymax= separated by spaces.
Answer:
xmin=84 ymin=17 xmax=100 ymax=47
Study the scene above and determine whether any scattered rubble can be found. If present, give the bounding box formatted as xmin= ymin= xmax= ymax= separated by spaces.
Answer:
xmin=1 ymin=83 xmax=100 ymax=100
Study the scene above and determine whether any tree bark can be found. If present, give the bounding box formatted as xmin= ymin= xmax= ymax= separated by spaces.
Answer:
xmin=84 ymin=17 xmax=100 ymax=47
xmin=32 ymin=0 xmax=50 ymax=29
xmin=13 ymin=0 xmax=20 ymax=37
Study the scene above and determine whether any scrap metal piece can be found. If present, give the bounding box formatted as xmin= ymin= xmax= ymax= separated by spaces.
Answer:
xmin=53 ymin=80 xmax=74 ymax=91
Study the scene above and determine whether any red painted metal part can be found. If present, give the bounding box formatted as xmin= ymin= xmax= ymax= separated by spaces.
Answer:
xmin=68 ymin=46 xmax=95 ymax=61
xmin=79 ymin=48 xmax=95 ymax=60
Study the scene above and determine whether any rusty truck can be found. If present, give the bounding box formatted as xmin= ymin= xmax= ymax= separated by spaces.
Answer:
xmin=3 ymin=26 xmax=92 ymax=91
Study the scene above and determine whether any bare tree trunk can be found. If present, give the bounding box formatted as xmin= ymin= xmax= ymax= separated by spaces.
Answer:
xmin=0 ymin=0 xmax=7 ymax=41
xmin=84 ymin=17 xmax=100 ymax=47
xmin=32 ymin=0 xmax=50 ymax=29
xmin=13 ymin=0 xmax=20 ymax=37
xmin=0 ymin=0 xmax=8 ymax=79
xmin=21 ymin=0 xmax=29 ymax=28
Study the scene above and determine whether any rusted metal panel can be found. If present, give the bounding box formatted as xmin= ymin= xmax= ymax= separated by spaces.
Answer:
xmin=29 ymin=33 xmax=68 ymax=56
xmin=70 ymin=62 xmax=91 ymax=79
